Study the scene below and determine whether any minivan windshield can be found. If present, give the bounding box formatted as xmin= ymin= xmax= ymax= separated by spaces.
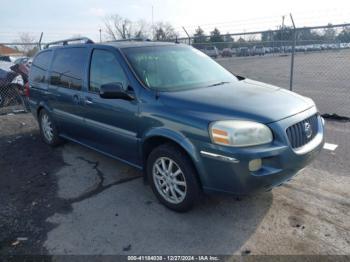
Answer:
xmin=123 ymin=45 xmax=237 ymax=91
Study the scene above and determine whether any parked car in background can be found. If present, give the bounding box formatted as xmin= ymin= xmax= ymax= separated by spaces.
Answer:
xmin=264 ymin=47 xmax=273 ymax=54
xmin=236 ymin=47 xmax=249 ymax=57
xmin=25 ymin=58 xmax=33 ymax=68
xmin=296 ymin=45 xmax=307 ymax=52
xmin=306 ymin=44 xmax=321 ymax=52
xmin=285 ymin=46 xmax=293 ymax=53
xmin=0 ymin=56 xmax=12 ymax=62
xmin=14 ymin=56 xmax=30 ymax=65
xmin=201 ymin=46 xmax=219 ymax=58
xmin=0 ymin=61 xmax=28 ymax=108
xmin=272 ymin=47 xmax=281 ymax=53
xmin=221 ymin=48 xmax=233 ymax=57
xmin=251 ymin=45 xmax=266 ymax=56
xmin=231 ymin=48 xmax=237 ymax=55
xmin=29 ymin=38 xmax=324 ymax=211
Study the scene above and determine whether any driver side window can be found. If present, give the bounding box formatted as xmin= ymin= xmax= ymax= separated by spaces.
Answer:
xmin=89 ymin=49 xmax=127 ymax=93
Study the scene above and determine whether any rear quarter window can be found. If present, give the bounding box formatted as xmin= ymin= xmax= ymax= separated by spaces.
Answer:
xmin=50 ymin=47 xmax=89 ymax=90
xmin=29 ymin=50 xmax=52 ymax=84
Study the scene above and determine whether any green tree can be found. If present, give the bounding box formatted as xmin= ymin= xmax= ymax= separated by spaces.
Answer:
xmin=193 ymin=27 xmax=207 ymax=49
xmin=337 ymin=27 xmax=350 ymax=42
xmin=323 ymin=23 xmax=336 ymax=41
xmin=261 ymin=30 xmax=274 ymax=42
xmin=273 ymin=26 xmax=293 ymax=47
xmin=224 ymin=33 xmax=234 ymax=42
xmin=210 ymin=28 xmax=224 ymax=49
xmin=295 ymin=28 xmax=323 ymax=45
xmin=210 ymin=28 xmax=223 ymax=43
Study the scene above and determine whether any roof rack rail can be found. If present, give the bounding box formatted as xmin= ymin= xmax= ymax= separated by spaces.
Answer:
xmin=105 ymin=37 xmax=152 ymax=43
xmin=44 ymin=37 xmax=94 ymax=49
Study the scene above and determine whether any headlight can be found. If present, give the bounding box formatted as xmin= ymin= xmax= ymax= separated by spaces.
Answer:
xmin=209 ymin=120 xmax=273 ymax=147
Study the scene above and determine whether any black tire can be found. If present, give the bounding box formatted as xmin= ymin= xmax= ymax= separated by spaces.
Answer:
xmin=38 ymin=109 xmax=62 ymax=147
xmin=147 ymin=143 xmax=200 ymax=212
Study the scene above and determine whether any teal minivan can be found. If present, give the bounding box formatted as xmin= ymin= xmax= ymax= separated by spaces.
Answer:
xmin=28 ymin=38 xmax=324 ymax=211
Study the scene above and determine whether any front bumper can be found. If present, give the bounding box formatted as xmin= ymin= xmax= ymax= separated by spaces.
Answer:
xmin=193 ymin=107 xmax=325 ymax=195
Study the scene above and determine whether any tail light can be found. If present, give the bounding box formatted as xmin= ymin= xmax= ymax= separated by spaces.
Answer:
xmin=24 ymin=82 xmax=30 ymax=97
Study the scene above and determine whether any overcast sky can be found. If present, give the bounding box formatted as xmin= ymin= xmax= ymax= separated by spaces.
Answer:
xmin=1 ymin=0 xmax=350 ymax=42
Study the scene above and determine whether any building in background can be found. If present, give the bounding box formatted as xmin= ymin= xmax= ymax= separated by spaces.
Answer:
xmin=0 ymin=44 xmax=24 ymax=57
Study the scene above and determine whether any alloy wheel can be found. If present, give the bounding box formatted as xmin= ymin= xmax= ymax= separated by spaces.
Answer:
xmin=152 ymin=157 xmax=187 ymax=204
xmin=41 ymin=113 xmax=54 ymax=142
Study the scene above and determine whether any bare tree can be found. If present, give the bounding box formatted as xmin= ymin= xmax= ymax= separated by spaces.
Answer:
xmin=17 ymin=32 xmax=38 ymax=56
xmin=247 ymin=34 xmax=257 ymax=42
xmin=104 ymin=14 xmax=150 ymax=40
xmin=134 ymin=19 xmax=151 ymax=39
xmin=154 ymin=22 xmax=178 ymax=41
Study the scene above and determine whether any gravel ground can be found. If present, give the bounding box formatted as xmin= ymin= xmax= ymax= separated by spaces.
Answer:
xmin=0 ymin=114 xmax=68 ymax=255
xmin=0 ymin=113 xmax=349 ymax=258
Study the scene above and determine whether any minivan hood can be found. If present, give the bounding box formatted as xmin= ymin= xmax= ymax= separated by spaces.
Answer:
xmin=158 ymin=79 xmax=315 ymax=123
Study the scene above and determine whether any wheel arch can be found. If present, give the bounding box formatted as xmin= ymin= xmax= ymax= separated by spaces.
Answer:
xmin=36 ymin=102 xmax=52 ymax=118
xmin=141 ymin=128 xmax=204 ymax=186
xmin=36 ymin=103 xmax=59 ymax=132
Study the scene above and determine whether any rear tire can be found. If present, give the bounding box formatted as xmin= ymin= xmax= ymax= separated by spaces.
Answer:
xmin=147 ymin=143 xmax=200 ymax=212
xmin=39 ymin=109 xmax=62 ymax=146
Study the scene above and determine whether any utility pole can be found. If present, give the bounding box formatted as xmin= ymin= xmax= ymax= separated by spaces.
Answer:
xmin=38 ymin=32 xmax=43 ymax=50
xmin=182 ymin=26 xmax=191 ymax=45
xmin=289 ymin=13 xmax=296 ymax=91
xmin=99 ymin=28 xmax=102 ymax=43
xmin=281 ymin=15 xmax=285 ymax=53
xmin=152 ymin=5 xmax=154 ymax=40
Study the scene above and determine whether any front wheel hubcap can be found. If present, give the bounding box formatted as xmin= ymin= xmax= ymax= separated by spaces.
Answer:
xmin=152 ymin=157 xmax=187 ymax=204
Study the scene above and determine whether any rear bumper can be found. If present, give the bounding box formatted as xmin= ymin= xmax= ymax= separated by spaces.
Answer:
xmin=192 ymin=107 xmax=324 ymax=195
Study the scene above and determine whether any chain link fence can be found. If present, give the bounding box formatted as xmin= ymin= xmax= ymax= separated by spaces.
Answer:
xmin=1 ymin=24 xmax=349 ymax=118
xmin=179 ymin=23 xmax=350 ymax=118
xmin=0 ymin=43 xmax=34 ymax=115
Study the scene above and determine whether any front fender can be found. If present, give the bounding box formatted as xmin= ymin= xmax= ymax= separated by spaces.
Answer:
xmin=141 ymin=127 xmax=205 ymax=181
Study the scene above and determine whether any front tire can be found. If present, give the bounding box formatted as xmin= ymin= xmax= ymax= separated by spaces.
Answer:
xmin=39 ymin=109 xmax=62 ymax=146
xmin=147 ymin=143 xmax=200 ymax=212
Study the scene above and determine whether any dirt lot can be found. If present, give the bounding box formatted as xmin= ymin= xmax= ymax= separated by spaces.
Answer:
xmin=217 ymin=50 xmax=350 ymax=117
xmin=0 ymin=113 xmax=349 ymax=257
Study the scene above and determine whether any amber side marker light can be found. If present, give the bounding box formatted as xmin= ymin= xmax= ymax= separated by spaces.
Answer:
xmin=212 ymin=128 xmax=230 ymax=145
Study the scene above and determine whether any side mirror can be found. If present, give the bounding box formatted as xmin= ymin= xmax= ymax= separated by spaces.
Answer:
xmin=99 ymin=82 xmax=134 ymax=100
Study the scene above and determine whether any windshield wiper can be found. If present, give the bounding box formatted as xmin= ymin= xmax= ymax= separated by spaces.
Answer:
xmin=207 ymin=81 xmax=231 ymax=87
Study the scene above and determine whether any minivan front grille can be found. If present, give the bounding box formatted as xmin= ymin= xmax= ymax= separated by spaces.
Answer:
xmin=286 ymin=114 xmax=319 ymax=149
